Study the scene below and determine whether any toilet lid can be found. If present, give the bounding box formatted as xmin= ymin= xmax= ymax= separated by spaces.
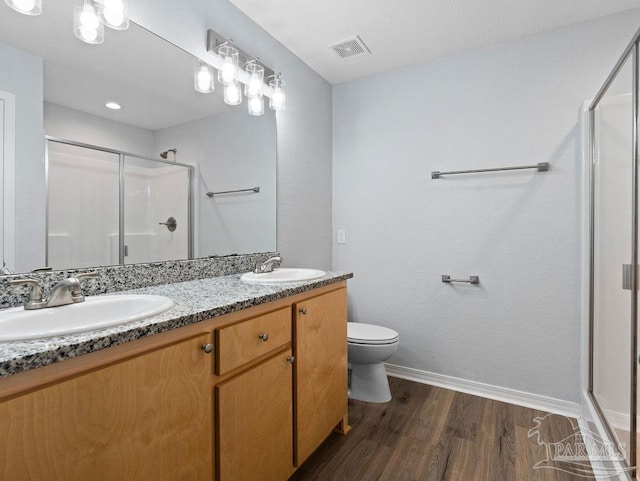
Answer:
xmin=347 ymin=322 xmax=399 ymax=345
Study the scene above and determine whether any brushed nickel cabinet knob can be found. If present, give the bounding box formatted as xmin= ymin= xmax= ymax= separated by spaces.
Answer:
xmin=287 ymin=356 xmax=296 ymax=364
xmin=258 ymin=333 xmax=269 ymax=342
xmin=298 ymin=307 xmax=307 ymax=315
xmin=201 ymin=343 xmax=214 ymax=354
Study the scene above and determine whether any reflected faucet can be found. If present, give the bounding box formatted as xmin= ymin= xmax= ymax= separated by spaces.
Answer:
xmin=9 ymin=272 xmax=98 ymax=310
xmin=254 ymin=256 xmax=282 ymax=274
xmin=0 ymin=263 xmax=13 ymax=275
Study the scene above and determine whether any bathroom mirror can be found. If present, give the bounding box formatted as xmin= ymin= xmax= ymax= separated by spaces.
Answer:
xmin=0 ymin=0 xmax=276 ymax=273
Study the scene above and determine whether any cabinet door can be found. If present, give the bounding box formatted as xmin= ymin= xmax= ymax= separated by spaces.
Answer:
xmin=294 ymin=287 xmax=348 ymax=465
xmin=0 ymin=334 xmax=213 ymax=481
xmin=216 ymin=350 xmax=293 ymax=481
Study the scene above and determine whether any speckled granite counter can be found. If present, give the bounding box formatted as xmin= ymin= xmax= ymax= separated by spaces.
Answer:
xmin=0 ymin=271 xmax=352 ymax=378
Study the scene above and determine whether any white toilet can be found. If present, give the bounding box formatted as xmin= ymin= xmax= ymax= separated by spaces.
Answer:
xmin=347 ymin=322 xmax=399 ymax=403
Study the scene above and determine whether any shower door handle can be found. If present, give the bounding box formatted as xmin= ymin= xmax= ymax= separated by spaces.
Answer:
xmin=622 ymin=264 xmax=637 ymax=290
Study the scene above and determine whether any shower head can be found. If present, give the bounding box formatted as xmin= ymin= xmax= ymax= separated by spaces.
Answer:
xmin=160 ymin=148 xmax=177 ymax=159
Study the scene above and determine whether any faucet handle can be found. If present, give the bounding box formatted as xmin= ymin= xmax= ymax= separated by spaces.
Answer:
xmin=68 ymin=272 xmax=98 ymax=299
xmin=8 ymin=278 xmax=44 ymax=306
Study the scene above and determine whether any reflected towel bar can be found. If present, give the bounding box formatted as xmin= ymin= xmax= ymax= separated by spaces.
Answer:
xmin=431 ymin=162 xmax=549 ymax=179
xmin=442 ymin=275 xmax=480 ymax=285
xmin=206 ymin=186 xmax=260 ymax=197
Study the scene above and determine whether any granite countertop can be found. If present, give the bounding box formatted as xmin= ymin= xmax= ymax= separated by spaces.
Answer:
xmin=0 ymin=271 xmax=352 ymax=378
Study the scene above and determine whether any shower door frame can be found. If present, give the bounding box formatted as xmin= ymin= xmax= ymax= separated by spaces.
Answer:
xmin=45 ymin=136 xmax=194 ymax=267
xmin=588 ymin=26 xmax=640 ymax=478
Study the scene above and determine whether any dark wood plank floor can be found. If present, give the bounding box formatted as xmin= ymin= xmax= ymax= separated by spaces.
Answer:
xmin=290 ymin=377 xmax=592 ymax=481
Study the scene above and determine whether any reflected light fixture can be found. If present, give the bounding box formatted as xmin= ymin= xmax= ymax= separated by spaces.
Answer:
xmin=105 ymin=101 xmax=121 ymax=110
xmin=224 ymin=83 xmax=242 ymax=106
xmin=98 ymin=0 xmax=129 ymax=30
xmin=4 ymin=0 xmax=41 ymax=15
xmin=248 ymin=95 xmax=264 ymax=116
xmin=217 ymin=44 xmax=239 ymax=86
xmin=205 ymin=29 xmax=288 ymax=115
xmin=194 ymin=60 xmax=215 ymax=93
xmin=74 ymin=0 xmax=104 ymax=44
xmin=269 ymin=73 xmax=286 ymax=111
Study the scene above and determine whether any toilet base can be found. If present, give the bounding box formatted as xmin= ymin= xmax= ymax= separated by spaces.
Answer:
xmin=348 ymin=362 xmax=392 ymax=403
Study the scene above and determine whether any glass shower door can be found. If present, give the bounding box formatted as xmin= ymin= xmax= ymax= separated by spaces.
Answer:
xmin=47 ymin=141 xmax=120 ymax=270
xmin=122 ymin=156 xmax=191 ymax=264
xmin=591 ymin=51 xmax=635 ymax=471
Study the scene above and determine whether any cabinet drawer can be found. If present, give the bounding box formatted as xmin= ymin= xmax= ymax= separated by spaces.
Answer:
xmin=215 ymin=307 xmax=291 ymax=375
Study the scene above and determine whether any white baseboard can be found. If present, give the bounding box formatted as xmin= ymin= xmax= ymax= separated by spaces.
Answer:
xmin=385 ymin=363 xmax=580 ymax=417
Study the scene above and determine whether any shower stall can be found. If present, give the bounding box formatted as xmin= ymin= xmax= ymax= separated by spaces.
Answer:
xmin=45 ymin=137 xmax=194 ymax=270
xmin=589 ymin=26 xmax=640 ymax=478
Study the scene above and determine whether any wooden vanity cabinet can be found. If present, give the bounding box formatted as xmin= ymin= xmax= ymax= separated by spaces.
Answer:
xmin=0 ymin=334 xmax=213 ymax=481
xmin=0 ymin=281 xmax=349 ymax=481
xmin=214 ymin=306 xmax=294 ymax=481
xmin=293 ymin=287 xmax=348 ymax=465
xmin=216 ymin=349 xmax=294 ymax=481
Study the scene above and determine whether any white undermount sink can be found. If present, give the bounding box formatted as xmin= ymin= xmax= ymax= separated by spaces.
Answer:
xmin=240 ymin=268 xmax=327 ymax=284
xmin=0 ymin=294 xmax=174 ymax=342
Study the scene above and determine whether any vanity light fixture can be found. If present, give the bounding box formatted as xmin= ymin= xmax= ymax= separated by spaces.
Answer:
xmin=4 ymin=0 xmax=41 ymax=15
xmin=194 ymin=60 xmax=215 ymax=94
xmin=105 ymin=101 xmax=121 ymax=110
xmin=98 ymin=0 xmax=129 ymax=30
xmin=268 ymin=73 xmax=286 ymax=111
xmin=205 ymin=29 xmax=287 ymax=114
xmin=217 ymin=43 xmax=239 ymax=86
xmin=74 ymin=0 xmax=104 ymax=44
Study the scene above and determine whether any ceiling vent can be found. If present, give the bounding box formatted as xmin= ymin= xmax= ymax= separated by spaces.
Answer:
xmin=329 ymin=35 xmax=371 ymax=60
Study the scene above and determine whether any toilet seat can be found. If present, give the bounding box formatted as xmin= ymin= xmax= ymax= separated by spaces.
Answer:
xmin=347 ymin=322 xmax=399 ymax=345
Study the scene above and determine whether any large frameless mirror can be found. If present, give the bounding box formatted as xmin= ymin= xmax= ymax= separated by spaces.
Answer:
xmin=0 ymin=0 xmax=276 ymax=273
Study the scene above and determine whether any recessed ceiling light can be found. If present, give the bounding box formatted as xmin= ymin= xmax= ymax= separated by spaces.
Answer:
xmin=105 ymin=101 xmax=121 ymax=110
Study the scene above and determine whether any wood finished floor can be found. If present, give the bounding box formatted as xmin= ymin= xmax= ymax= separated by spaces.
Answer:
xmin=290 ymin=377 xmax=593 ymax=481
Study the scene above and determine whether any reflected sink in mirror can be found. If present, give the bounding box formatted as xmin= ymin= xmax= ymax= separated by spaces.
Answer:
xmin=0 ymin=295 xmax=174 ymax=342
xmin=240 ymin=268 xmax=327 ymax=284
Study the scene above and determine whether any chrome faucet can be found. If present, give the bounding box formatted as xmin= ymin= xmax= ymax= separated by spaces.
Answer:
xmin=254 ymin=256 xmax=282 ymax=274
xmin=9 ymin=272 xmax=98 ymax=310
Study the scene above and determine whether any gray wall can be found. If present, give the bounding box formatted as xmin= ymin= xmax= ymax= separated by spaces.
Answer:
xmin=129 ymin=0 xmax=333 ymax=270
xmin=332 ymin=11 xmax=640 ymax=403
xmin=0 ymin=42 xmax=44 ymax=272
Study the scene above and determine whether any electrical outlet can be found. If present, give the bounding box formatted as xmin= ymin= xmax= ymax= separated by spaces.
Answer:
xmin=337 ymin=229 xmax=346 ymax=244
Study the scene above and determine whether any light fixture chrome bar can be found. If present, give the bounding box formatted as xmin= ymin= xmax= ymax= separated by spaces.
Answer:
xmin=206 ymin=186 xmax=260 ymax=197
xmin=431 ymin=162 xmax=549 ymax=179
xmin=207 ymin=29 xmax=275 ymax=79
xmin=441 ymin=275 xmax=479 ymax=285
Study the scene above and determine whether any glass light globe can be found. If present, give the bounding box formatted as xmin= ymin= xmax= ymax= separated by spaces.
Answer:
xmin=217 ymin=45 xmax=239 ymax=86
xmin=194 ymin=62 xmax=214 ymax=93
xmin=73 ymin=0 xmax=104 ymax=44
xmin=224 ymin=83 xmax=242 ymax=106
xmin=248 ymin=96 xmax=264 ymax=116
xmin=244 ymin=63 xmax=264 ymax=99
xmin=99 ymin=0 xmax=129 ymax=30
xmin=5 ymin=0 xmax=41 ymax=15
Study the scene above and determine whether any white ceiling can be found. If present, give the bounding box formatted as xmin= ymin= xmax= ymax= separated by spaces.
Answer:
xmin=229 ymin=0 xmax=640 ymax=85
